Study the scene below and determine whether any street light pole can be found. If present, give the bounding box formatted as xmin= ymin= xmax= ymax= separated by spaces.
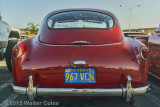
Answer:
xmin=0 ymin=12 xmax=2 ymax=21
xmin=129 ymin=8 xmax=132 ymax=32
xmin=120 ymin=5 xmax=141 ymax=32
xmin=0 ymin=0 xmax=2 ymax=21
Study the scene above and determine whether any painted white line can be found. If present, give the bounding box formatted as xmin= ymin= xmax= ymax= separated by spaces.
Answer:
xmin=151 ymin=84 xmax=160 ymax=90
xmin=147 ymin=81 xmax=160 ymax=90
xmin=149 ymin=72 xmax=160 ymax=80
xmin=0 ymin=93 xmax=18 ymax=107
xmin=145 ymin=93 xmax=160 ymax=106
xmin=0 ymin=61 xmax=6 ymax=66
xmin=0 ymin=79 xmax=13 ymax=91
xmin=0 ymin=83 xmax=10 ymax=91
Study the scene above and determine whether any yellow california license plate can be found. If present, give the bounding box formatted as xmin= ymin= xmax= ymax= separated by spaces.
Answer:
xmin=64 ymin=68 xmax=96 ymax=84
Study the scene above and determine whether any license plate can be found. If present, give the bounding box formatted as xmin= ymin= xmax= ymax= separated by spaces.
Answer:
xmin=64 ymin=68 xmax=96 ymax=84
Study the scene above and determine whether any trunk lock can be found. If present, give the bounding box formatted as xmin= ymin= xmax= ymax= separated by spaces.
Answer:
xmin=73 ymin=60 xmax=86 ymax=66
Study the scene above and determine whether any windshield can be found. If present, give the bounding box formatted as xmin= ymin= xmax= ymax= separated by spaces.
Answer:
xmin=47 ymin=11 xmax=115 ymax=29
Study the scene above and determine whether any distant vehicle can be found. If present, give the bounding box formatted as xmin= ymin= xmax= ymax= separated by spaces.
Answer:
xmin=123 ymin=32 xmax=147 ymax=37
xmin=149 ymin=25 xmax=160 ymax=80
xmin=123 ymin=32 xmax=151 ymax=46
xmin=11 ymin=9 xmax=150 ymax=102
xmin=27 ymin=34 xmax=37 ymax=38
xmin=0 ymin=20 xmax=20 ymax=71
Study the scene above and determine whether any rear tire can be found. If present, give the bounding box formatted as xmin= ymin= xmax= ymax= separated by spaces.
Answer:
xmin=5 ymin=39 xmax=18 ymax=71
xmin=0 ymin=48 xmax=5 ymax=60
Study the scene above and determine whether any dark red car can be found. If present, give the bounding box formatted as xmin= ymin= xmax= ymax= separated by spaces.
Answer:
xmin=149 ymin=25 xmax=160 ymax=80
xmin=11 ymin=9 xmax=150 ymax=102
xmin=124 ymin=32 xmax=151 ymax=46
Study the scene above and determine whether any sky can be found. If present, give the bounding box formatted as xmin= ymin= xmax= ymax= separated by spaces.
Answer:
xmin=0 ymin=0 xmax=160 ymax=30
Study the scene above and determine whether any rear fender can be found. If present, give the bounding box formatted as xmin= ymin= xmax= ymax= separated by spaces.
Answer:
xmin=126 ymin=38 xmax=150 ymax=85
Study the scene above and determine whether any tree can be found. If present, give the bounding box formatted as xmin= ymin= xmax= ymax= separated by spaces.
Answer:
xmin=26 ymin=22 xmax=40 ymax=34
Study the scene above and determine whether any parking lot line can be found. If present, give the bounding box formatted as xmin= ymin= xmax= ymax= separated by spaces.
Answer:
xmin=0 ymin=93 xmax=18 ymax=107
xmin=145 ymin=93 xmax=160 ymax=106
xmin=0 ymin=79 xmax=13 ymax=91
xmin=0 ymin=83 xmax=10 ymax=91
xmin=151 ymin=84 xmax=160 ymax=90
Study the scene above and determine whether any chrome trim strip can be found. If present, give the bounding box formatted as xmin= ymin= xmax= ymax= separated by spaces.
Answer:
xmin=36 ymin=40 xmax=126 ymax=47
xmin=71 ymin=41 xmax=90 ymax=44
xmin=13 ymin=46 xmax=21 ymax=59
xmin=11 ymin=75 xmax=150 ymax=102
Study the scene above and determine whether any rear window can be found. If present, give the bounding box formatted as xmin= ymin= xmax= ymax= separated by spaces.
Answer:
xmin=47 ymin=11 xmax=115 ymax=29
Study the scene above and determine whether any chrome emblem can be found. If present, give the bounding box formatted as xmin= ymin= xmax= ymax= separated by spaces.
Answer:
xmin=73 ymin=60 xmax=86 ymax=66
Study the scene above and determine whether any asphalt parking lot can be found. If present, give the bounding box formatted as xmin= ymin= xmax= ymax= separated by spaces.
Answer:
xmin=0 ymin=60 xmax=160 ymax=107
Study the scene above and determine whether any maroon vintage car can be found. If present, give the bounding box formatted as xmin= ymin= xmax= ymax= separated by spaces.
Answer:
xmin=149 ymin=25 xmax=160 ymax=80
xmin=11 ymin=9 xmax=150 ymax=102
xmin=124 ymin=32 xmax=151 ymax=46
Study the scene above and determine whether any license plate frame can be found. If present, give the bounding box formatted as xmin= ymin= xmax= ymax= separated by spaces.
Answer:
xmin=64 ymin=68 xmax=96 ymax=84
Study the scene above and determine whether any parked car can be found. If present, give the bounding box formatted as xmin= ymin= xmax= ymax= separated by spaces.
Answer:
xmin=123 ymin=32 xmax=151 ymax=46
xmin=0 ymin=18 xmax=20 ymax=71
xmin=27 ymin=34 xmax=37 ymax=38
xmin=149 ymin=25 xmax=160 ymax=80
xmin=11 ymin=9 xmax=150 ymax=102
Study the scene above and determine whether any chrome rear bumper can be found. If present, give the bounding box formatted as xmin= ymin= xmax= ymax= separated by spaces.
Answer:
xmin=11 ymin=76 xmax=151 ymax=102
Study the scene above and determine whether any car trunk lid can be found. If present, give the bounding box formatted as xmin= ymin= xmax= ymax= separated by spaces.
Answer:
xmin=39 ymin=29 xmax=123 ymax=45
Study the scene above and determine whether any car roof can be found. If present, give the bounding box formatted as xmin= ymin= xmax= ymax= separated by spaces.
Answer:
xmin=44 ymin=8 xmax=118 ymax=21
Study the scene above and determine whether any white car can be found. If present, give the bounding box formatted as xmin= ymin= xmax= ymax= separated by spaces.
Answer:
xmin=0 ymin=17 xmax=20 ymax=71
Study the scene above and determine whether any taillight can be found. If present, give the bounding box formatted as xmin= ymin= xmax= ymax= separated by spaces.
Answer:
xmin=12 ymin=46 xmax=22 ymax=59
xmin=140 ymin=47 xmax=149 ymax=60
